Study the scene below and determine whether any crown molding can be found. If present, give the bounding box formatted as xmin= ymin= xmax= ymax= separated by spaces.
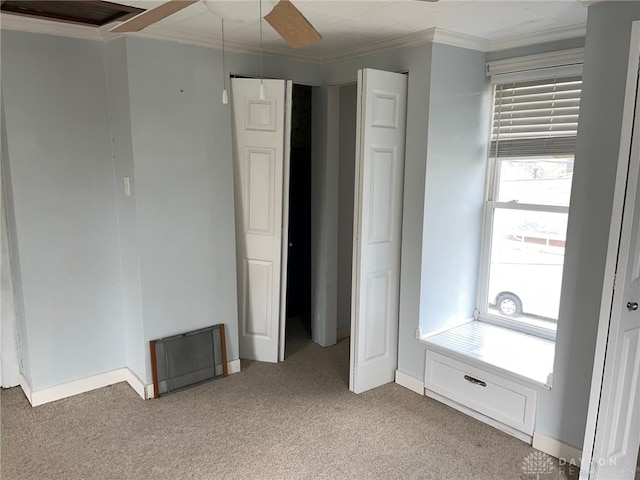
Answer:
xmin=432 ymin=29 xmax=491 ymax=53
xmin=320 ymin=29 xmax=435 ymax=64
xmin=128 ymin=27 xmax=322 ymax=63
xmin=319 ymin=28 xmax=489 ymax=64
xmin=489 ymin=25 xmax=586 ymax=52
xmin=578 ymin=0 xmax=607 ymax=6
xmin=133 ymin=26 xmax=490 ymax=65
xmin=0 ymin=12 xmax=103 ymax=41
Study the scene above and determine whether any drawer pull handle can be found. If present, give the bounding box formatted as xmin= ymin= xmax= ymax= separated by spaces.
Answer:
xmin=464 ymin=375 xmax=487 ymax=387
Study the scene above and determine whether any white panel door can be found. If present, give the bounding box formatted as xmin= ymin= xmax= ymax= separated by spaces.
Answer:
xmin=350 ymin=69 xmax=408 ymax=394
xmin=591 ymin=69 xmax=640 ymax=480
xmin=231 ymin=78 xmax=289 ymax=363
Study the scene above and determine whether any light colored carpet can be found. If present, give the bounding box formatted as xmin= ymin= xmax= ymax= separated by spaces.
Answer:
xmin=1 ymin=320 xmax=580 ymax=480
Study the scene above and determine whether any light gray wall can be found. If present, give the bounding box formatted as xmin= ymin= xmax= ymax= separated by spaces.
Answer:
xmin=123 ymin=38 xmax=327 ymax=377
xmin=0 ymin=29 xmax=329 ymax=389
xmin=311 ymin=84 xmax=336 ymax=346
xmin=337 ymin=84 xmax=357 ymax=331
xmin=105 ymin=38 xmax=147 ymax=383
xmin=1 ymin=191 xmax=19 ymax=387
xmin=124 ymin=38 xmax=240 ymax=376
xmin=534 ymin=1 xmax=640 ymax=448
xmin=1 ymin=31 xmax=126 ymax=389
xmin=419 ymin=43 xmax=489 ymax=335
xmin=1 ymin=92 xmax=22 ymax=388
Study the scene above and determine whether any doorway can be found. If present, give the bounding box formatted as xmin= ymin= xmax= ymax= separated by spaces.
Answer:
xmin=285 ymin=84 xmax=313 ymax=343
xmin=284 ymin=83 xmax=358 ymax=355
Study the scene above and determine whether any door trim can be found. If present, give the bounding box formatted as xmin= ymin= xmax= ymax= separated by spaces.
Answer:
xmin=278 ymin=80 xmax=293 ymax=362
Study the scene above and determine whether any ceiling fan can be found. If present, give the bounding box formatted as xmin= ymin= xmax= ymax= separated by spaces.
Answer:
xmin=110 ymin=0 xmax=440 ymax=49
xmin=110 ymin=0 xmax=322 ymax=48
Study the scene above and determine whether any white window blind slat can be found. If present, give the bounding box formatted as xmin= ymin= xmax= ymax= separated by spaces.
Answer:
xmin=495 ymin=99 xmax=581 ymax=113
xmin=497 ymin=80 xmax=581 ymax=94
xmin=495 ymin=115 xmax=579 ymax=127
xmin=494 ymin=107 xmax=579 ymax=119
xmin=490 ymin=76 xmax=582 ymax=158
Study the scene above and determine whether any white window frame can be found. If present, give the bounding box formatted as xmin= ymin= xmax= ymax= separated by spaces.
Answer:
xmin=477 ymin=156 xmax=571 ymax=341
xmin=477 ymin=52 xmax=583 ymax=341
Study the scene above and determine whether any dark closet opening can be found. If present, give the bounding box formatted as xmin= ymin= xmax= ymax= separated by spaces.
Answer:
xmin=285 ymin=84 xmax=312 ymax=339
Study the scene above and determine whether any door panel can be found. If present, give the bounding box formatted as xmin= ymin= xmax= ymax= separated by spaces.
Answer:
xmin=350 ymin=69 xmax=408 ymax=394
xmin=243 ymin=259 xmax=273 ymax=337
xmin=231 ymin=78 xmax=288 ymax=363
xmin=368 ymin=147 xmax=396 ymax=243
xmin=245 ymin=148 xmax=276 ymax=234
xmin=364 ymin=271 xmax=391 ymax=361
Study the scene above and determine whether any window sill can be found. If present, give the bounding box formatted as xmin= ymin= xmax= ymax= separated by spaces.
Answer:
xmin=419 ymin=320 xmax=555 ymax=389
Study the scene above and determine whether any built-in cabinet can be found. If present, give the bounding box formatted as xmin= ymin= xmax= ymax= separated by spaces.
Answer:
xmin=425 ymin=350 xmax=537 ymax=441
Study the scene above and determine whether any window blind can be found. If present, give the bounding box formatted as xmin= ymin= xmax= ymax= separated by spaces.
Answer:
xmin=490 ymin=76 xmax=582 ymax=158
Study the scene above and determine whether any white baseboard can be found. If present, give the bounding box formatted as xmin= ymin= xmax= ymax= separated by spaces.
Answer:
xmin=425 ymin=389 xmax=533 ymax=444
xmin=123 ymin=368 xmax=147 ymax=400
xmin=228 ymin=358 xmax=241 ymax=375
xmin=395 ymin=370 xmax=425 ymax=395
xmin=19 ymin=373 xmax=34 ymax=405
xmin=337 ymin=326 xmax=350 ymax=340
xmin=533 ymin=431 xmax=582 ymax=466
xmin=19 ymin=358 xmax=243 ymax=406
xmin=23 ymin=368 xmax=131 ymax=407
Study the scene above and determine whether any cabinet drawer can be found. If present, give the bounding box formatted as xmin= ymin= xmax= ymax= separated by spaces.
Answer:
xmin=425 ymin=350 xmax=537 ymax=435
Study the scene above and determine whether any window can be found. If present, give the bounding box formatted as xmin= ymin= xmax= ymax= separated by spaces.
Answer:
xmin=478 ymin=76 xmax=582 ymax=339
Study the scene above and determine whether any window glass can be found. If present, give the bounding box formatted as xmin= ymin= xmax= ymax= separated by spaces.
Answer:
xmin=496 ymin=158 xmax=573 ymax=207
xmin=486 ymin=208 xmax=567 ymax=330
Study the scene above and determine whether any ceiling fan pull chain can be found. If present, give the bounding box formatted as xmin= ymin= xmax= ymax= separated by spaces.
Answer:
xmin=259 ymin=0 xmax=266 ymax=100
xmin=221 ymin=18 xmax=228 ymax=105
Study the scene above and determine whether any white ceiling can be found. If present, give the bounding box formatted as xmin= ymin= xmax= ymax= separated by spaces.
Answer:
xmin=2 ymin=0 xmax=587 ymax=62
xmin=110 ymin=0 xmax=587 ymax=58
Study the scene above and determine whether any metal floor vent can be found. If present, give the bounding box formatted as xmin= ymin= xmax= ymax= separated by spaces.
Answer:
xmin=150 ymin=324 xmax=228 ymax=398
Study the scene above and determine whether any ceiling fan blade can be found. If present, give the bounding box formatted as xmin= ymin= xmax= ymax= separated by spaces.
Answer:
xmin=264 ymin=0 xmax=322 ymax=49
xmin=110 ymin=0 xmax=198 ymax=33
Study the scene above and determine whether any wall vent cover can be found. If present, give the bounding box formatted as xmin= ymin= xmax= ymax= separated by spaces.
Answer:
xmin=150 ymin=324 xmax=228 ymax=398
